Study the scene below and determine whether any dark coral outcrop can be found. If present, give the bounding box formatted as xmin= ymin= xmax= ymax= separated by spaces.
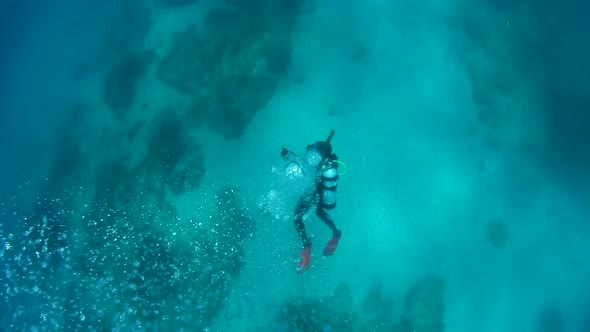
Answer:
xmin=157 ymin=0 xmax=304 ymax=138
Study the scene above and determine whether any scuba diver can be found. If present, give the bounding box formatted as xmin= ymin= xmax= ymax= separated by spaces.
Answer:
xmin=281 ymin=130 xmax=342 ymax=273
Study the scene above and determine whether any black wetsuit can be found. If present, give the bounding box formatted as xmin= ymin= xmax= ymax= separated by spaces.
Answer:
xmin=284 ymin=130 xmax=340 ymax=249
xmin=293 ymin=170 xmax=338 ymax=248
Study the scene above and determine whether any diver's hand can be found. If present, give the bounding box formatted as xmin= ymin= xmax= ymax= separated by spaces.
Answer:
xmin=281 ymin=146 xmax=289 ymax=159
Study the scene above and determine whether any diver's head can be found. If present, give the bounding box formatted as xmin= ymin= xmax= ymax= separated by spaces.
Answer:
xmin=283 ymin=130 xmax=337 ymax=178
xmin=308 ymin=141 xmax=332 ymax=157
xmin=305 ymin=140 xmax=333 ymax=166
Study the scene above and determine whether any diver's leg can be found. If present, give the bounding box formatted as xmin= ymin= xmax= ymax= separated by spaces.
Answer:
xmin=316 ymin=207 xmax=342 ymax=256
xmin=315 ymin=207 xmax=339 ymax=235
xmin=294 ymin=193 xmax=315 ymax=273
xmin=294 ymin=195 xmax=313 ymax=248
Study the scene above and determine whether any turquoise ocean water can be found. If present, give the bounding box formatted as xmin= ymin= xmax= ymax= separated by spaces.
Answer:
xmin=1 ymin=0 xmax=589 ymax=331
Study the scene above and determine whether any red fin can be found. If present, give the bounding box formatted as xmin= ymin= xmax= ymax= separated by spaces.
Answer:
xmin=298 ymin=246 xmax=311 ymax=274
xmin=323 ymin=231 xmax=342 ymax=256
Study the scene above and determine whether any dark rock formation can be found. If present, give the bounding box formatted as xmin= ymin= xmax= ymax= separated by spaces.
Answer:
xmin=156 ymin=1 xmax=303 ymax=138
xmin=102 ymin=0 xmax=152 ymax=59
xmin=0 ymin=97 xmax=259 ymax=330
xmin=398 ymin=275 xmax=446 ymax=332
xmin=279 ymin=282 xmax=357 ymax=331
xmin=142 ymin=112 xmax=205 ymax=194
xmin=103 ymin=52 xmax=152 ymax=114
xmin=362 ymin=278 xmax=394 ymax=325
xmin=6 ymin=153 xmax=250 ymax=330
xmin=277 ymin=274 xmax=446 ymax=331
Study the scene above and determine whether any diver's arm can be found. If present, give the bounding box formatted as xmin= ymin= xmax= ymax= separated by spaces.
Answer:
xmin=281 ymin=146 xmax=297 ymax=161
xmin=326 ymin=130 xmax=335 ymax=143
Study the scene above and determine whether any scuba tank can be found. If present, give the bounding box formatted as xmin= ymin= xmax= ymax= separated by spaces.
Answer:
xmin=320 ymin=161 xmax=338 ymax=209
